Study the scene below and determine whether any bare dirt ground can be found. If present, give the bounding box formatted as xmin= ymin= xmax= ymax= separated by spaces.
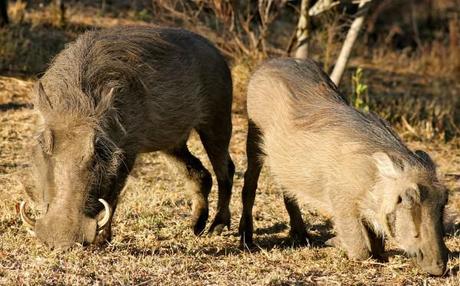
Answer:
xmin=0 ymin=73 xmax=459 ymax=285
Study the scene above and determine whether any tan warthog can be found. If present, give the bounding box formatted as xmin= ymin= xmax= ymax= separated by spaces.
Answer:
xmin=239 ymin=58 xmax=448 ymax=276
xmin=20 ymin=26 xmax=235 ymax=249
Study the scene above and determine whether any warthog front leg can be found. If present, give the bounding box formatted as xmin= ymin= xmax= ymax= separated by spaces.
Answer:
xmin=93 ymin=201 xmax=116 ymax=246
xmin=239 ymin=120 xmax=264 ymax=246
xmin=91 ymin=154 xmax=135 ymax=246
xmin=363 ymin=222 xmax=385 ymax=260
xmin=332 ymin=211 xmax=373 ymax=260
xmin=164 ymin=145 xmax=212 ymax=235
xmin=283 ymin=194 xmax=309 ymax=245
xmin=327 ymin=218 xmax=385 ymax=260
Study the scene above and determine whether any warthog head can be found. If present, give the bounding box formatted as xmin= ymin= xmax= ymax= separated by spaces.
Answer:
xmin=373 ymin=150 xmax=448 ymax=276
xmin=20 ymin=82 xmax=126 ymax=249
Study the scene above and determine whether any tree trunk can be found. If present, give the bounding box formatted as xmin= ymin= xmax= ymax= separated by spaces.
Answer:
xmin=55 ymin=0 xmax=65 ymax=26
xmin=294 ymin=0 xmax=310 ymax=59
xmin=0 ymin=0 xmax=8 ymax=27
xmin=330 ymin=0 xmax=371 ymax=86
xmin=309 ymin=0 xmax=336 ymax=16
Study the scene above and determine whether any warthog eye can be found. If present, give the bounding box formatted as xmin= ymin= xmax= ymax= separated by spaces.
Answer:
xmin=386 ymin=212 xmax=396 ymax=237
xmin=94 ymin=137 xmax=112 ymax=163
xmin=92 ymin=136 xmax=122 ymax=176
xmin=37 ymin=129 xmax=53 ymax=155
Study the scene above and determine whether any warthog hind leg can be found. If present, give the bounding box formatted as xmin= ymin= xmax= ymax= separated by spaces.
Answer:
xmin=164 ymin=145 xmax=212 ymax=235
xmin=239 ymin=120 xmax=264 ymax=247
xmin=198 ymin=107 xmax=235 ymax=234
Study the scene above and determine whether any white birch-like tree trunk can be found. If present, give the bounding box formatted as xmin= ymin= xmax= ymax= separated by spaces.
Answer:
xmin=295 ymin=0 xmax=310 ymax=59
xmin=330 ymin=0 xmax=371 ymax=85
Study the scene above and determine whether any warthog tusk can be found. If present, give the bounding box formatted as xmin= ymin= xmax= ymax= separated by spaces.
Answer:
xmin=97 ymin=198 xmax=111 ymax=229
xmin=19 ymin=201 xmax=36 ymax=229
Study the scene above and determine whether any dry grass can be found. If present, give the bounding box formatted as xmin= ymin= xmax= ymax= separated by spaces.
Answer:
xmin=1 ymin=74 xmax=460 ymax=285
xmin=1 ymin=2 xmax=460 ymax=285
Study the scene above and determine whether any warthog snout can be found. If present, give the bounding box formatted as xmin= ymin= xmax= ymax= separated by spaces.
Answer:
xmin=19 ymin=199 xmax=111 ymax=249
xmin=416 ymin=251 xmax=447 ymax=276
xmin=414 ymin=235 xmax=448 ymax=276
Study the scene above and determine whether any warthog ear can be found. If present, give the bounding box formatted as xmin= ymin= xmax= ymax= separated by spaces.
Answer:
xmin=399 ymin=187 xmax=421 ymax=207
xmin=414 ymin=150 xmax=436 ymax=170
xmin=35 ymin=81 xmax=53 ymax=112
xmin=373 ymin=152 xmax=401 ymax=179
xmin=95 ymin=87 xmax=115 ymax=117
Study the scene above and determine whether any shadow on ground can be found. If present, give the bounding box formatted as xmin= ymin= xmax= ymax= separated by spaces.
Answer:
xmin=0 ymin=102 xmax=32 ymax=111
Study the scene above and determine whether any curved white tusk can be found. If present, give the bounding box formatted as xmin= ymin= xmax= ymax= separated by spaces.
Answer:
xmin=19 ymin=201 xmax=36 ymax=229
xmin=97 ymin=198 xmax=111 ymax=229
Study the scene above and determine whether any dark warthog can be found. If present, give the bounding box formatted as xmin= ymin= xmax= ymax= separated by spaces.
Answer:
xmin=20 ymin=26 xmax=235 ymax=249
xmin=239 ymin=58 xmax=449 ymax=276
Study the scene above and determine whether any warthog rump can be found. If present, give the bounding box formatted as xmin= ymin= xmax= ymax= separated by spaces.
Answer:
xmin=240 ymin=58 xmax=448 ymax=276
xmin=20 ymin=26 xmax=235 ymax=249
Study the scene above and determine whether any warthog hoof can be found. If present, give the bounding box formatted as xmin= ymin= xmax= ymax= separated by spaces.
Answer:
xmin=325 ymin=236 xmax=340 ymax=247
xmin=239 ymin=233 xmax=255 ymax=250
xmin=289 ymin=228 xmax=310 ymax=246
xmin=192 ymin=208 xmax=209 ymax=236
xmin=208 ymin=208 xmax=231 ymax=235
xmin=325 ymin=236 xmax=371 ymax=260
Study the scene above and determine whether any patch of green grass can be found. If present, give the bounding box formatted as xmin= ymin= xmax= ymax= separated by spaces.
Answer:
xmin=350 ymin=67 xmax=369 ymax=113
